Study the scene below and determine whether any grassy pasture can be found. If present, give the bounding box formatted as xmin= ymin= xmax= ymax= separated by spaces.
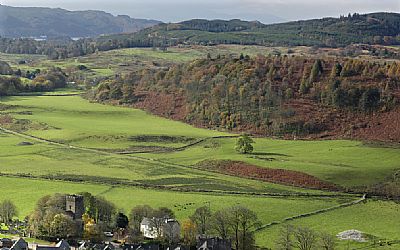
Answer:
xmin=0 ymin=176 xmax=344 ymax=231
xmin=256 ymin=200 xmax=400 ymax=249
xmin=0 ymin=131 xmax=332 ymax=195
xmin=141 ymin=138 xmax=400 ymax=188
xmin=0 ymin=95 xmax=226 ymax=150
xmin=2 ymin=95 xmax=400 ymax=190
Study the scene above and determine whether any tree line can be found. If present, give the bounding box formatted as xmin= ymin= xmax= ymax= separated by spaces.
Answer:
xmin=0 ymin=65 xmax=68 ymax=96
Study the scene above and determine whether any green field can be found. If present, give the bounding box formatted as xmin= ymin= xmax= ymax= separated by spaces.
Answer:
xmin=257 ymin=200 xmax=400 ymax=249
xmin=1 ymin=86 xmax=400 ymax=247
xmin=0 ymin=176 xmax=343 ymax=224
xmin=140 ymin=137 xmax=400 ymax=187
xmin=2 ymin=95 xmax=399 ymax=188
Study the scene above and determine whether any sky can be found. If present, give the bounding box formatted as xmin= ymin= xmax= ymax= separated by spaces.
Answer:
xmin=1 ymin=0 xmax=399 ymax=23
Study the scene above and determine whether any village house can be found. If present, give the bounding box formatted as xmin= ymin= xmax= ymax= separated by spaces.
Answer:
xmin=10 ymin=238 xmax=28 ymax=250
xmin=140 ymin=218 xmax=180 ymax=243
xmin=196 ymin=236 xmax=231 ymax=250
xmin=78 ymin=242 xmax=117 ymax=250
xmin=32 ymin=240 xmax=70 ymax=250
xmin=121 ymin=243 xmax=159 ymax=250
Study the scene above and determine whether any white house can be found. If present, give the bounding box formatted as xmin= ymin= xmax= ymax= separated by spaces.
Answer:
xmin=140 ymin=217 xmax=180 ymax=242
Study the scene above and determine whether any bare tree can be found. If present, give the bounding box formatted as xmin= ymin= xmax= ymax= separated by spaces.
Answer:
xmin=211 ymin=209 xmax=230 ymax=239
xmin=149 ymin=207 xmax=175 ymax=239
xmin=0 ymin=200 xmax=17 ymax=223
xmin=228 ymin=206 xmax=261 ymax=250
xmin=129 ymin=205 xmax=154 ymax=231
xmin=320 ymin=232 xmax=336 ymax=250
xmin=190 ymin=206 xmax=212 ymax=235
xmin=149 ymin=217 xmax=165 ymax=239
xmin=276 ymin=224 xmax=294 ymax=250
xmin=294 ymin=226 xmax=317 ymax=250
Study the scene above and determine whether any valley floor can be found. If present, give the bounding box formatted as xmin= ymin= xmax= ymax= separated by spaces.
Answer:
xmin=1 ymin=93 xmax=400 ymax=249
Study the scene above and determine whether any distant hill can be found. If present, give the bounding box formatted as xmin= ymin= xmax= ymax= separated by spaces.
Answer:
xmin=0 ymin=12 xmax=399 ymax=59
xmin=101 ymin=12 xmax=400 ymax=47
xmin=0 ymin=5 xmax=161 ymax=38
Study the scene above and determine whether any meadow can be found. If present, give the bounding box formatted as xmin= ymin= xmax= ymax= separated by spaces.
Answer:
xmin=2 ymin=95 xmax=399 ymax=189
xmin=256 ymin=200 xmax=400 ymax=249
xmin=140 ymin=137 xmax=400 ymax=188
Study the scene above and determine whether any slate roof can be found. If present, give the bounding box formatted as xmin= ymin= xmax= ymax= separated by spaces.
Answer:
xmin=10 ymin=238 xmax=28 ymax=250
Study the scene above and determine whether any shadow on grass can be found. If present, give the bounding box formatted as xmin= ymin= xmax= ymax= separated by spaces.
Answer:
xmin=250 ymin=152 xmax=290 ymax=157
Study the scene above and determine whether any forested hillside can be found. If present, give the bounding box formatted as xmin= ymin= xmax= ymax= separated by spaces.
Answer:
xmin=101 ymin=12 xmax=400 ymax=47
xmin=0 ymin=5 xmax=160 ymax=38
xmin=0 ymin=12 xmax=399 ymax=59
xmin=91 ymin=54 xmax=400 ymax=141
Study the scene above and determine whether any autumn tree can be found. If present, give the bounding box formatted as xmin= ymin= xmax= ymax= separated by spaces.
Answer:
xmin=83 ymin=213 xmax=103 ymax=243
xmin=182 ymin=219 xmax=197 ymax=246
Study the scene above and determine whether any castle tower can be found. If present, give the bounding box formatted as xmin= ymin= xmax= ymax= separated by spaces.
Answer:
xmin=65 ymin=195 xmax=84 ymax=220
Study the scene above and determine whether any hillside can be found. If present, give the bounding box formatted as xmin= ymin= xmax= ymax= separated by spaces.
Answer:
xmin=101 ymin=12 xmax=400 ymax=47
xmin=91 ymin=54 xmax=400 ymax=142
xmin=0 ymin=5 xmax=161 ymax=38
xmin=0 ymin=12 xmax=399 ymax=59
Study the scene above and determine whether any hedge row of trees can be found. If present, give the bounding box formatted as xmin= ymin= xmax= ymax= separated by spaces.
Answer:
xmin=92 ymin=54 xmax=399 ymax=136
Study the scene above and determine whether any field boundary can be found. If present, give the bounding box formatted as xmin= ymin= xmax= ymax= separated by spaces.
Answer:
xmin=0 ymin=172 xmax=356 ymax=199
xmin=114 ymin=135 xmax=239 ymax=154
xmin=254 ymin=194 xmax=366 ymax=232
xmin=0 ymin=125 xmax=361 ymax=198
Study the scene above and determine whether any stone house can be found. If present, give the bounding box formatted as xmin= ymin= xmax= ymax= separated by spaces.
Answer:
xmin=140 ymin=218 xmax=180 ymax=243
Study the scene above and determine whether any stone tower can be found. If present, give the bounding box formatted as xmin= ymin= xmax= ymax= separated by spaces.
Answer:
xmin=65 ymin=194 xmax=84 ymax=220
